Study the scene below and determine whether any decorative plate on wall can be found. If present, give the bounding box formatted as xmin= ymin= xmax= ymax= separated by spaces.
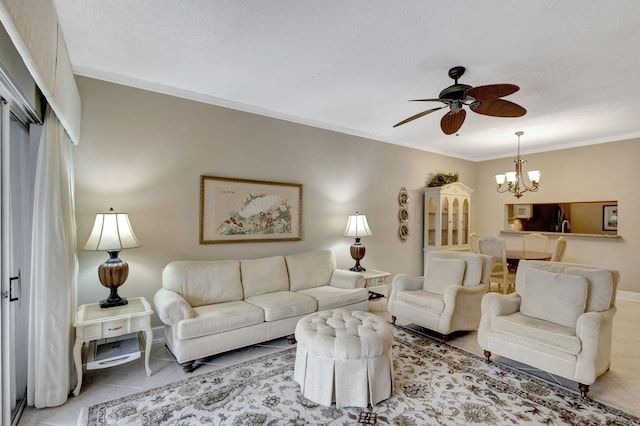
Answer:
xmin=398 ymin=187 xmax=409 ymax=241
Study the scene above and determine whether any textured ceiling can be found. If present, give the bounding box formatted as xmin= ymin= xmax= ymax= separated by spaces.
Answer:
xmin=52 ymin=0 xmax=640 ymax=160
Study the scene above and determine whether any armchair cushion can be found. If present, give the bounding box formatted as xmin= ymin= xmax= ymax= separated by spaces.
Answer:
xmin=423 ymin=257 xmax=465 ymax=294
xmin=515 ymin=261 xmax=616 ymax=312
xmin=493 ymin=312 xmax=582 ymax=354
xmin=427 ymin=251 xmax=484 ymax=286
xmin=398 ymin=290 xmax=444 ymax=312
xmin=520 ymin=269 xmax=588 ymax=328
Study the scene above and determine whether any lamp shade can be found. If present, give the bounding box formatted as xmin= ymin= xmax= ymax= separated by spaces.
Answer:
xmin=344 ymin=213 xmax=373 ymax=238
xmin=527 ymin=170 xmax=541 ymax=183
xmin=84 ymin=208 xmax=141 ymax=251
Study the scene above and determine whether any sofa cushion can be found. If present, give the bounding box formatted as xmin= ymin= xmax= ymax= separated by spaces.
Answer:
xmin=162 ymin=260 xmax=243 ymax=307
xmin=297 ymin=286 xmax=368 ymax=310
xmin=520 ymin=268 xmax=588 ymax=328
xmin=515 ymin=261 xmax=616 ymax=312
xmin=245 ymin=291 xmax=317 ymax=321
xmin=176 ymin=301 xmax=264 ymax=340
xmin=423 ymin=257 xmax=466 ymax=294
xmin=285 ymin=250 xmax=336 ymax=292
xmin=397 ymin=290 xmax=444 ymax=313
xmin=241 ymin=256 xmax=289 ymax=298
xmin=428 ymin=251 xmax=484 ymax=287
xmin=492 ymin=312 xmax=582 ymax=355
xmin=460 ymin=255 xmax=484 ymax=287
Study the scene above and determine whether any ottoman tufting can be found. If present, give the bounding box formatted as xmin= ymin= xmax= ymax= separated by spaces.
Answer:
xmin=293 ymin=309 xmax=394 ymax=408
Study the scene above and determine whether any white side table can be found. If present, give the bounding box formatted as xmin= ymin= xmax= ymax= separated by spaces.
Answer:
xmin=72 ymin=297 xmax=153 ymax=396
xmin=349 ymin=269 xmax=392 ymax=299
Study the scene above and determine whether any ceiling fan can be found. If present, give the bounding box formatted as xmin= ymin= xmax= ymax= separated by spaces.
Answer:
xmin=393 ymin=66 xmax=526 ymax=135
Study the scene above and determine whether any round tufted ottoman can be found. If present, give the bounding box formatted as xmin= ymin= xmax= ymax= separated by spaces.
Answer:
xmin=293 ymin=309 xmax=394 ymax=408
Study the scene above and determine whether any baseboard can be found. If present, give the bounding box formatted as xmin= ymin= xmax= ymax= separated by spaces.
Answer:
xmin=617 ymin=290 xmax=640 ymax=302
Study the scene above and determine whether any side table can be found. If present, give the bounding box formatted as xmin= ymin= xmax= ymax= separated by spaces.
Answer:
xmin=72 ymin=297 xmax=153 ymax=396
xmin=357 ymin=269 xmax=392 ymax=299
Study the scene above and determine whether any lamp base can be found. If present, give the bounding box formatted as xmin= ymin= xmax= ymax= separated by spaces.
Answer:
xmin=349 ymin=240 xmax=367 ymax=272
xmin=98 ymin=252 xmax=129 ymax=308
xmin=349 ymin=263 xmax=366 ymax=272
xmin=100 ymin=287 xmax=128 ymax=308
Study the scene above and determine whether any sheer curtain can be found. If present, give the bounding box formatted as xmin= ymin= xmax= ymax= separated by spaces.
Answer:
xmin=27 ymin=106 xmax=77 ymax=407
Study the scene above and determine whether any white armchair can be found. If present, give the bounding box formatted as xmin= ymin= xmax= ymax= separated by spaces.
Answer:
xmin=389 ymin=251 xmax=493 ymax=338
xmin=478 ymin=260 xmax=619 ymax=397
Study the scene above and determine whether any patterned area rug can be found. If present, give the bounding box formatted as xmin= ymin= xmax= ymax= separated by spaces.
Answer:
xmin=84 ymin=326 xmax=640 ymax=425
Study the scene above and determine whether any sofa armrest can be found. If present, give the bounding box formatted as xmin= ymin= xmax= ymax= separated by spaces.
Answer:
xmin=443 ymin=283 xmax=488 ymax=304
xmin=486 ymin=292 xmax=521 ymax=317
xmin=439 ymin=283 xmax=489 ymax=333
xmin=477 ymin=292 xmax=522 ymax=349
xmin=389 ymin=274 xmax=424 ymax=300
xmin=330 ymin=269 xmax=365 ymax=289
xmin=154 ymin=288 xmax=194 ymax=326
xmin=575 ymin=307 xmax=617 ymax=384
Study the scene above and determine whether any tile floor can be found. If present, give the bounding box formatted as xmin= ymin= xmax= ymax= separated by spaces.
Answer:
xmin=18 ymin=298 xmax=640 ymax=425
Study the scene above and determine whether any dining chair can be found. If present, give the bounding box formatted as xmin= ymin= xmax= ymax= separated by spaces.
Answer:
xmin=469 ymin=232 xmax=480 ymax=253
xmin=551 ymin=236 xmax=567 ymax=261
xmin=478 ymin=236 xmax=515 ymax=294
xmin=522 ymin=232 xmax=549 ymax=253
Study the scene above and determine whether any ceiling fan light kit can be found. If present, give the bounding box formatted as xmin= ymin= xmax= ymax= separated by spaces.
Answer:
xmin=495 ymin=131 xmax=540 ymax=199
xmin=394 ymin=66 xmax=527 ymax=135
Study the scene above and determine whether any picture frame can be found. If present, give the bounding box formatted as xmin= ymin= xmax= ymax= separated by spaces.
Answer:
xmin=602 ymin=205 xmax=618 ymax=231
xmin=200 ymin=176 xmax=303 ymax=244
xmin=513 ymin=204 xmax=532 ymax=219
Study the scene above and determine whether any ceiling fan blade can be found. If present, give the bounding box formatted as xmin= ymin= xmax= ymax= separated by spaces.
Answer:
xmin=409 ymin=98 xmax=451 ymax=104
xmin=465 ymin=84 xmax=519 ymax=101
xmin=440 ymin=109 xmax=466 ymax=135
xmin=470 ymin=99 xmax=526 ymax=117
xmin=393 ymin=106 xmax=445 ymax=127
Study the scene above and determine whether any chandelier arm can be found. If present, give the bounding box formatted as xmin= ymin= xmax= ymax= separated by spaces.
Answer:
xmin=496 ymin=184 xmax=513 ymax=194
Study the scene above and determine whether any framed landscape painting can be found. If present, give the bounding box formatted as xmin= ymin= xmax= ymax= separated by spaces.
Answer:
xmin=200 ymin=176 xmax=303 ymax=244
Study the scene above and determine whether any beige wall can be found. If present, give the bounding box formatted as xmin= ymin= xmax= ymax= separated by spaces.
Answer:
xmin=74 ymin=77 xmax=476 ymax=325
xmin=74 ymin=77 xmax=639 ymax=327
xmin=475 ymin=139 xmax=640 ymax=293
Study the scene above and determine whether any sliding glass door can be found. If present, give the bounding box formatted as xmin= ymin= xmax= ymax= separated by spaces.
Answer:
xmin=1 ymin=100 xmax=32 ymax=425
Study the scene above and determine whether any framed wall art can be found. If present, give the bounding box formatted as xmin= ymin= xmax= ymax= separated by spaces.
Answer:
xmin=200 ymin=176 xmax=303 ymax=244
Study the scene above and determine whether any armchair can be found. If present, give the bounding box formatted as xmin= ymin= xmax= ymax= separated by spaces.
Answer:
xmin=389 ymin=251 xmax=493 ymax=338
xmin=478 ymin=260 xmax=619 ymax=397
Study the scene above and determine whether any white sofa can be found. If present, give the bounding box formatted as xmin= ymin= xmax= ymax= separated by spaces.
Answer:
xmin=478 ymin=260 xmax=619 ymax=397
xmin=388 ymin=251 xmax=494 ymax=338
xmin=154 ymin=250 xmax=369 ymax=372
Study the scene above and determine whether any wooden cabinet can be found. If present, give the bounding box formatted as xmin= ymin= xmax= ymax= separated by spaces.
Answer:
xmin=424 ymin=183 xmax=472 ymax=259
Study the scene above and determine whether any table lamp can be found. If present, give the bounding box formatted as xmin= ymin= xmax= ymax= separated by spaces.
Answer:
xmin=84 ymin=208 xmax=142 ymax=308
xmin=344 ymin=212 xmax=373 ymax=272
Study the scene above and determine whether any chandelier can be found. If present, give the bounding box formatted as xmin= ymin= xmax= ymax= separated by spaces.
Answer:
xmin=495 ymin=131 xmax=540 ymax=199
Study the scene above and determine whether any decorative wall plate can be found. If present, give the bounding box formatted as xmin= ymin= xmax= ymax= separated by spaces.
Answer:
xmin=398 ymin=191 xmax=409 ymax=205
xmin=399 ymin=223 xmax=409 ymax=239
xmin=398 ymin=187 xmax=409 ymax=241
xmin=399 ymin=207 xmax=409 ymax=221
